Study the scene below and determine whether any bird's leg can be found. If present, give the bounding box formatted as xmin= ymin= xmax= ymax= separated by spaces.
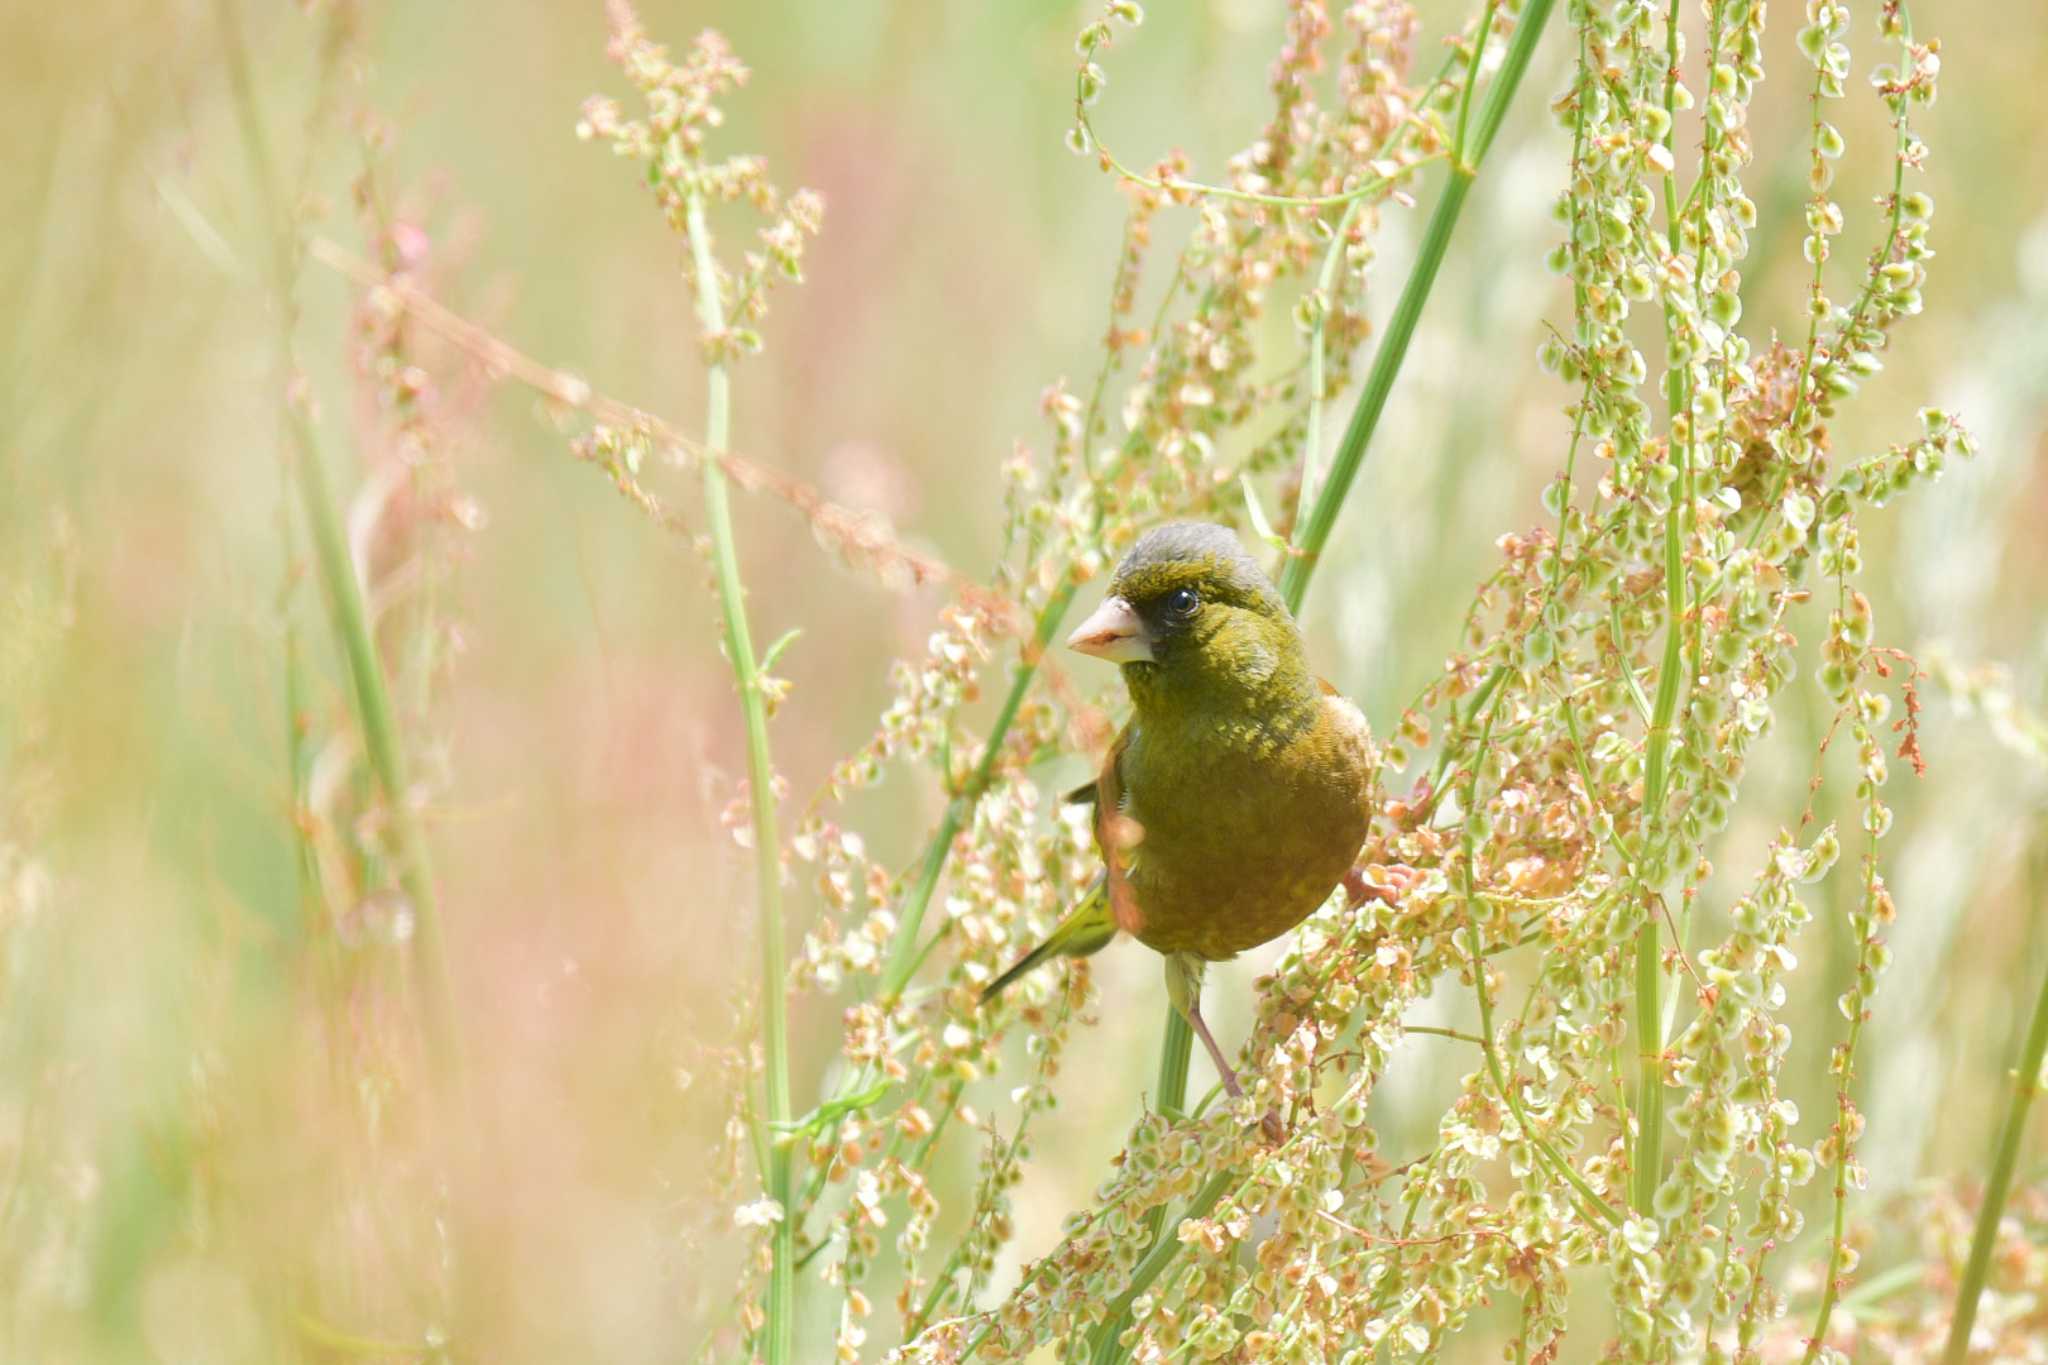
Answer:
xmin=1164 ymin=953 xmax=1281 ymax=1142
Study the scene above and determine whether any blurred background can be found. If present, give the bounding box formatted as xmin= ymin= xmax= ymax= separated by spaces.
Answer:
xmin=2 ymin=0 xmax=2045 ymax=1358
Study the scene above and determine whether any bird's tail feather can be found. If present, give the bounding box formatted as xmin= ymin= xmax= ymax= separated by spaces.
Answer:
xmin=979 ymin=877 xmax=1115 ymax=1004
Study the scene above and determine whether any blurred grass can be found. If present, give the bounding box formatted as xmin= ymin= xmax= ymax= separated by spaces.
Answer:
xmin=1 ymin=0 xmax=2046 ymax=1359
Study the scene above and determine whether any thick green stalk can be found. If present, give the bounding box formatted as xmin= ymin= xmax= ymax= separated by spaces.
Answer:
xmin=684 ymin=190 xmax=793 ymax=1365
xmin=1275 ymin=171 xmax=1469 ymax=609
xmin=1080 ymin=1010 xmax=1198 ymax=1360
xmin=1155 ymin=1011 xmax=1193 ymax=1114
xmin=1942 ymin=881 xmax=2048 ymax=1362
xmin=1086 ymin=1169 xmax=1233 ymax=1361
xmin=1632 ymin=0 xmax=1693 ymax=1220
xmin=1630 ymin=916 xmax=1664 ymax=1214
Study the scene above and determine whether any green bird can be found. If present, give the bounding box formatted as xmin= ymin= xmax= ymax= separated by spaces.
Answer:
xmin=981 ymin=521 xmax=1375 ymax=1111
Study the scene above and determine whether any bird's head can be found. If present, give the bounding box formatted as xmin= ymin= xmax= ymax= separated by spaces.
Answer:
xmin=1066 ymin=522 xmax=1312 ymax=715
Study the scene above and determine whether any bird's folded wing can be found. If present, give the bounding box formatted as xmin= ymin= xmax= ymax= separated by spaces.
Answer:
xmin=1091 ymin=725 xmax=1146 ymax=937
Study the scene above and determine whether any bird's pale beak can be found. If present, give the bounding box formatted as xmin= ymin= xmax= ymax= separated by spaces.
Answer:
xmin=1067 ymin=595 xmax=1154 ymax=663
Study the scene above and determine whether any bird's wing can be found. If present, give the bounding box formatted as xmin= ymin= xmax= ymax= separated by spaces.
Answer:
xmin=1092 ymin=724 xmax=1146 ymax=937
xmin=977 ymin=876 xmax=1114 ymax=1004
xmin=980 ymin=726 xmax=1136 ymax=1006
xmin=1063 ymin=719 xmax=1132 ymax=807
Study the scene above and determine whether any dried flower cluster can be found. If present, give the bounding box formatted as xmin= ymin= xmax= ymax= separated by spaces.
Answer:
xmin=577 ymin=9 xmax=823 ymax=365
xmin=573 ymin=0 xmax=1985 ymax=1360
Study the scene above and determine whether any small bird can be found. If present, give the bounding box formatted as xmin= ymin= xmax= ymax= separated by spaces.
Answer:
xmin=981 ymin=522 xmax=1375 ymax=1117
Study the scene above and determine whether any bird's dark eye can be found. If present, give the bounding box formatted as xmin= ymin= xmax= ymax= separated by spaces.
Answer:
xmin=1163 ymin=587 xmax=1201 ymax=618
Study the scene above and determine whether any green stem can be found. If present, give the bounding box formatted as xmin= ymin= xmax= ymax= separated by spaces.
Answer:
xmin=1155 ymin=1010 xmax=1193 ymax=1115
xmin=1943 ymin=879 xmax=2048 ymax=1362
xmin=1451 ymin=3 xmax=1501 ymax=147
xmin=1275 ymin=169 xmax=1468 ymax=608
xmin=290 ymin=404 xmax=460 ymax=1079
xmin=1087 ymin=1169 xmax=1234 ymax=1362
xmin=1630 ymin=0 xmax=1694 ymax=1221
xmin=1276 ymin=0 xmax=1554 ymax=608
xmin=1801 ymin=832 xmax=1880 ymax=1363
xmin=219 ymin=0 xmax=460 ymax=1086
xmin=1083 ymin=1007 xmax=1197 ymax=1362
xmin=1631 ymin=918 xmax=1663 ymax=1215
xmin=684 ymin=189 xmax=794 ymax=1365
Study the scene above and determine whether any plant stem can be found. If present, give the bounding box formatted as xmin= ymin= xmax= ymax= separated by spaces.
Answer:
xmin=1275 ymin=170 xmax=1468 ymax=609
xmin=684 ymin=188 xmax=794 ymax=1365
xmin=1275 ymin=0 xmax=1553 ymax=608
xmin=1942 ymin=874 xmax=2048 ymax=1363
xmin=1631 ymin=917 xmax=1663 ymax=1215
xmin=1087 ymin=1169 xmax=1234 ymax=1362
xmin=1631 ymin=0 xmax=1694 ymax=1221
xmin=1083 ymin=988 xmax=1197 ymax=1361
xmin=292 ymin=401 xmax=461 ymax=1081
xmin=218 ymin=0 xmax=459 ymax=1086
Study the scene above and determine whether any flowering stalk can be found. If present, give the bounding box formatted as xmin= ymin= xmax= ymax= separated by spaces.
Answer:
xmin=578 ymin=16 xmax=827 ymax=1357
xmin=877 ymin=583 xmax=1078 ymax=998
xmin=683 ymin=186 xmax=796 ymax=1365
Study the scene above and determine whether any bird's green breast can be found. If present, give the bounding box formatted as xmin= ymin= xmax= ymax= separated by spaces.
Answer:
xmin=1117 ymin=692 xmax=1372 ymax=960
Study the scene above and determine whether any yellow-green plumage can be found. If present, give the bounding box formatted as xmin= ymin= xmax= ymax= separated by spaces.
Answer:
xmin=980 ymin=522 xmax=1375 ymax=1108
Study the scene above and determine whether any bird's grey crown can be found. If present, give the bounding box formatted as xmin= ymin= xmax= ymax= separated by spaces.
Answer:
xmin=1113 ymin=521 xmax=1289 ymax=617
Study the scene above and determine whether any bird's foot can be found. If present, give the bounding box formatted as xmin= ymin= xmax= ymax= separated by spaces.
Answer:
xmin=1213 ymin=1062 xmax=1282 ymax=1143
